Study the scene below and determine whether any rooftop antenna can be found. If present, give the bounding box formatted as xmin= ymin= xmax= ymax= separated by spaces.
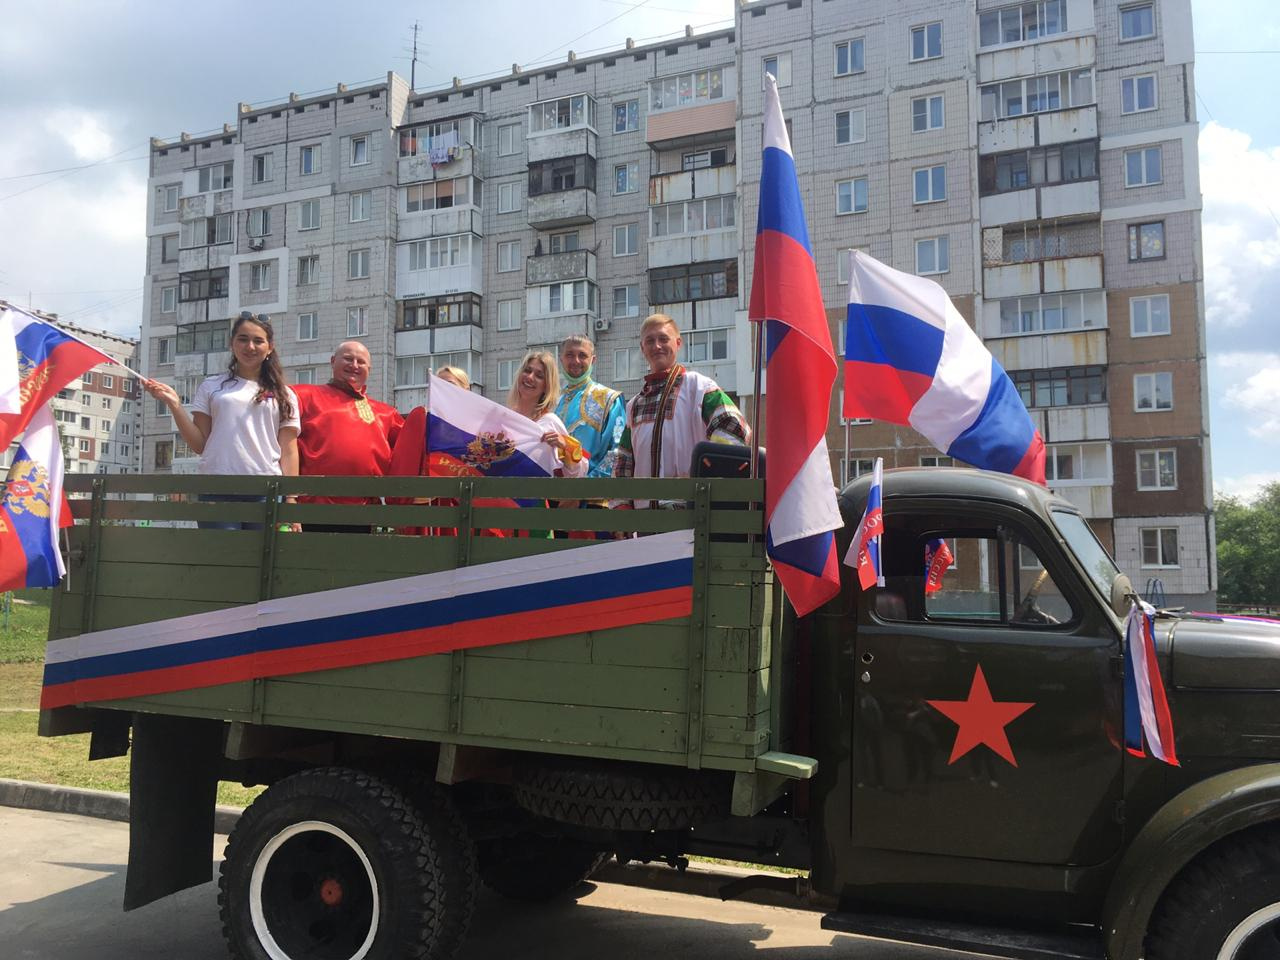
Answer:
xmin=410 ymin=21 xmax=420 ymax=90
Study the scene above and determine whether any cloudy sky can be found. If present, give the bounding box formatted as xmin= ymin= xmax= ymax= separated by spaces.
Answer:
xmin=2 ymin=0 xmax=1276 ymax=498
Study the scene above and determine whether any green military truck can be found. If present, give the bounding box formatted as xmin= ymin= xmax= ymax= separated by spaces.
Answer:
xmin=40 ymin=468 xmax=1280 ymax=960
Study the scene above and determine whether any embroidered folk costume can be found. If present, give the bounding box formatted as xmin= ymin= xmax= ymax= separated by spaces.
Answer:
xmin=555 ymin=374 xmax=626 ymax=480
xmin=293 ymin=380 xmax=404 ymax=504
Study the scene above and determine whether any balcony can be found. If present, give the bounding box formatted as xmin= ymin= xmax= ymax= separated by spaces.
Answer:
xmin=525 ymin=279 xmax=598 ymax=346
xmin=395 ymin=315 xmax=483 ymax=363
xmin=981 ymin=180 xmax=1099 ymax=226
xmin=397 ymin=206 xmax=482 ymax=243
xmin=527 ymin=95 xmax=599 ymax=164
xmin=980 ymin=104 xmax=1097 ymax=155
xmin=645 ymin=65 xmax=736 ymax=149
xmin=525 ymin=249 xmax=596 ymax=286
xmin=982 ymin=220 xmax=1103 ymax=298
xmin=648 ymin=164 xmax=735 ymax=205
xmin=990 ymin=329 xmax=1107 ymax=370
xmin=527 ymin=190 xmax=596 ymax=230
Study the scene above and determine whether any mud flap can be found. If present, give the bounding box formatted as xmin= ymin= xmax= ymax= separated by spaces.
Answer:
xmin=123 ymin=713 xmax=223 ymax=911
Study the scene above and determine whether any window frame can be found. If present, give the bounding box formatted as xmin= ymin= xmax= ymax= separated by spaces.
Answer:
xmin=298 ymin=312 xmax=318 ymax=342
xmin=161 ymin=184 xmax=179 ymax=212
xmin=909 ymin=21 xmax=943 ymax=62
xmin=911 ymin=94 xmax=945 ymax=133
xmin=836 ymin=176 xmax=869 ymax=215
xmin=613 ymin=161 xmax=639 ymax=195
xmin=613 ymin=99 xmax=640 ymax=133
xmin=249 ymin=262 xmax=271 ymax=292
xmin=835 ymin=107 xmax=867 ymax=145
xmin=298 ymin=255 xmax=319 ymax=286
xmin=497 ymin=122 xmax=521 ymax=156
xmin=1136 ymin=448 xmax=1178 ymax=491
xmin=614 ymin=222 xmax=639 ymax=257
xmin=1140 ymin=527 xmax=1180 ymax=568
xmin=613 ymin=284 xmax=641 ymax=319
xmin=915 ymin=236 xmax=950 ymax=275
xmin=1129 ymin=294 xmax=1171 ymax=337
xmin=1133 ymin=371 xmax=1173 ymax=412
xmin=1124 ymin=145 xmax=1163 ymax=188
xmin=497 ymin=240 xmax=522 ymax=273
xmin=247 ymin=207 xmax=271 ymax=238
xmin=252 ymin=153 xmax=272 ymax=184
xmin=834 ymin=38 xmax=865 ymax=76
xmin=497 ymin=298 xmax=522 ymax=331
xmin=349 ymin=190 xmax=371 ymax=223
xmin=350 ymin=135 xmax=369 ymax=166
xmin=1121 ymin=73 xmax=1158 ymax=114
xmin=913 ymin=164 xmax=947 ymax=204
xmin=300 ymin=199 xmax=320 ymax=231
xmin=348 ymin=248 xmax=371 ymax=280
xmin=346 ymin=306 xmax=368 ymax=338
xmin=160 ymin=285 xmax=177 ymax=314
xmin=299 ymin=144 xmax=318 ymax=176
xmin=1127 ymin=221 xmax=1166 ymax=262
xmin=1119 ymin=2 xmax=1156 ymax=41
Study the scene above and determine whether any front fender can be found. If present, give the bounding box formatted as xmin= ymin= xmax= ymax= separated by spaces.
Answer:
xmin=1103 ymin=763 xmax=1280 ymax=960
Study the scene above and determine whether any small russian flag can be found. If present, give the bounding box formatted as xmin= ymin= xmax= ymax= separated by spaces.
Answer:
xmin=1122 ymin=599 xmax=1179 ymax=766
xmin=843 ymin=457 xmax=884 ymax=591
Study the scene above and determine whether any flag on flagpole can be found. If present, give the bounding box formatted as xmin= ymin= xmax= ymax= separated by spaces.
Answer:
xmin=1122 ymin=599 xmax=1179 ymax=766
xmin=842 ymin=252 xmax=1046 ymax=484
xmin=1 ymin=306 xmax=117 ymax=451
xmin=747 ymin=72 xmax=843 ymax=617
xmin=0 ymin=405 xmax=67 ymax=591
xmin=843 ymin=457 xmax=884 ymax=591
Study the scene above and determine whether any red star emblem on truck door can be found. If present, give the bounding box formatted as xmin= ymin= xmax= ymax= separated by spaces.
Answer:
xmin=926 ymin=665 xmax=1035 ymax=767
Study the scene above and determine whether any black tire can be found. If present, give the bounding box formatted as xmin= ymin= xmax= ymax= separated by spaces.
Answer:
xmin=476 ymin=832 xmax=610 ymax=902
xmin=218 ymin=767 xmax=441 ymax=960
xmin=513 ymin=759 xmax=727 ymax=831
xmin=1146 ymin=827 xmax=1280 ymax=960
xmin=397 ymin=778 xmax=479 ymax=960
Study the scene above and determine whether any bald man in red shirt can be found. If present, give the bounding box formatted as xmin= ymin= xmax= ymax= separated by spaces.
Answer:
xmin=293 ymin=341 xmax=404 ymax=531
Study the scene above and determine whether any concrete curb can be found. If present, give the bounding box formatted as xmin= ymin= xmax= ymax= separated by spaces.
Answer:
xmin=0 ymin=778 xmax=243 ymax=834
xmin=0 ymin=778 xmax=827 ymax=912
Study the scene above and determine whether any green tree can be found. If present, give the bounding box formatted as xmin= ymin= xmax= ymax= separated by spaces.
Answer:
xmin=1215 ymin=482 xmax=1280 ymax=606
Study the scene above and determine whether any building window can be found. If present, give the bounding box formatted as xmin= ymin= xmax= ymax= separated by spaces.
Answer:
xmin=161 ymin=286 xmax=177 ymax=313
xmin=683 ymin=148 xmax=729 ymax=170
xmin=912 ymin=95 xmax=944 ymax=132
xmin=497 ymin=122 xmax=520 ymax=155
xmin=78 ymin=438 xmax=91 ymax=453
xmin=1120 ymin=2 xmax=1156 ymax=40
xmin=1141 ymin=527 xmax=1179 ymax=568
xmin=1128 ymin=221 xmax=1165 ymax=261
xmin=844 ymin=459 xmax=876 ymax=484
xmin=1134 ymin=371 xmax=1173 ymax=411
xmin=350 ymin=135 xmax=369 ymax=166
xmin=298 ymin=313 xmax=318 ymax=341
xmin=614 ymin=99 xmax=639 ymax=133
xmin=161 ymin=184 xmax=179 ymax=212
xmin=835 ymin=108 xmax=867 ymax=145
xmin=247 ymin=208 xmax=271 ymax=237
xmin=300 ymin=145 xmax=317 ymax=175
xmin=762 ymin=54 xmax=791 ymax=87
xmin=979 ymin=141 xmax=1098 ymax=194
xmin=1124 ymin=146 xmax=1163 ymax=187
xmin=913 ymin=165 xmax=946 ymax=204
xmin=252 ymin=153 xmax=272 ymax=184
xmin=156 ymin=337 xmax=174 ymax=365
xmin=649 ymin=67 xmax=728 ymax=111
xmin=497 ymin=359 xmax=517 ymax=391
xmin=300 ymin=199 xmax=320 ymax=230
xmin=81 ymin=393 xmax=90 ymax=405
xmin=1130 ymin=294 xmax=1171 ymax=337
xmin=1012 ymin=366 xmax=1105 ymax=408
xmin=910 ymin=22 xmax=942 ymax=61
xmin=613 ymin=284 xmax=640 ymax=318
xmin=348 ymin=249 xmax=370 ymax=279
xmin=1044 ymin=442 xmax=1110 ymax=484
xmin=497 ymin=240 xmax=521 ymax=273
xmin=497 ymin=299 xmax=521 ymax=331
xmin=154 ymin=441 xmax=173 ymax=469
xmin=980 ymin=69 xmax=1094 ymax=120
xmin=1121 ymin=74 xmax=1157 ymax=113
xmin=294 ymin=368 xmax=316 ymax=385
xmin=250 ymin=263 xmax=270 ymax=292
xmin=409 ymin=235 xmax=472 ymax=271
xmin=980 ymin=0 xmax=1068 ymax=47
xmin=549 ymin=231 xmax=579 ymax=254
xmin=161 ymin=234 xmax=178 ymax=263
xmin=498 ymin=181 xmax=520 ymax=213
xmin=197 ymin=162 xmax=233 ymax=192
xmin=350 ymin=190 xmax=371 ymax=223
xmin=834 ymin=38 xmax=865 ymax=76
xmin=836 ymin=177 xmax=869 ymax=215
xmin=400 ymin=294 xmax=481 ymax=331
xmin=614 ymin=162 xmax=639 ymax=195
xmin=528 ymin=94 xmax=598 ymax=134
xmin=921 ymin=455 xmax=954 ymax=468
xmin=649 ymin=259 xmax=737 ymax=304
xmin=178 ymin=268 xmax=230 ymax=302
xmin=613 ymin=347 xmax=641 ymax=381
xmin=101 ymin=397 xmax=112 ymax=410
xmin=347 ymin=307 xmax=368 ymax=337
xmin=542 ymin=280 xmax=598 ymax=315
xmin=404 ymin=176 xmax=473 ymax=212
xmin=682 ymin=328 xmax=730 ymax=365
xmin=399 ymin=119 xmax=468 ymax=158
xmin=298 ymin=255 xmax=319 ymax=286
xmin=79 ymin=414 xmax=91 ymax=428
xmin=915 ymin=236 xmax=949 ymax=275
xmin=527 ymin=156 xmax=597 ymax=197
xmin=614 ymin=223 xmax=639 ymax=257
xmin=180 ymin=214 xmax=232 ymax=248
xmin=100 ymin=442 xmax=110 ymax=456
xmin=998 ymin=291 xmax=1104 ymax=335
xmin=1137 ymin=449 xmax=1177 ymax=490
xmin=650 ymin=194 xmax=736 ymax=236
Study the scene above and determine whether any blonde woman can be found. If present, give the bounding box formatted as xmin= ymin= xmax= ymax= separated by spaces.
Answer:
xmin=435 ymin=365 xmax=471 ymax=391
xmin=505 ymin=351 xmax=585 ymax=477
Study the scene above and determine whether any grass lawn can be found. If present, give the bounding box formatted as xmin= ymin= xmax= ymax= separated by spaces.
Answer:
xmin=0 ymin=590 xmax=259 ymax=807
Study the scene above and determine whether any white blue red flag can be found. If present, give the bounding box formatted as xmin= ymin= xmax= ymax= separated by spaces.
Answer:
xmin=425 ymin=371 xmax=560 ymax=479
xmin=924 ymin=537 xmax=954 ymax=594
xmin=747 ymin=73 xmax=842 ymax=617
xmin=843 ymin=252 xmax=1046 ymax=484
xmin=843 ymin=457 xmax=884 ymax=591
xmin=1 ymin=307 xmax=115 ymax=451
xmin=0 ymin=406 xmax=67 ymax=591
xmin=1122 ymin=599 xmax=1179 ymax=766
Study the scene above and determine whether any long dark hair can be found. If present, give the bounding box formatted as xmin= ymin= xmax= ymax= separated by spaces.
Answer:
xmin=224 ymin=313 xmax=294 ymax=421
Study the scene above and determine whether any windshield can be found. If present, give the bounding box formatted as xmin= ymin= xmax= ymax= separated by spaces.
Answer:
xmin=1051 ymin=509 xmax=1121 ymax=601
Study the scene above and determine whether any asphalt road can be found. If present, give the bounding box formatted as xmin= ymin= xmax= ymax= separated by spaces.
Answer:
xmin=0 ymin=807 xmax=972 ymax=960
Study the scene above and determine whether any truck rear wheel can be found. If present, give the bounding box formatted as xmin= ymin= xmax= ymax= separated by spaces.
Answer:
xmin=218 ymin=767 xmax=441 ymax=960
xmin=476 ymin=833 xmax=610 ymax=902
xmin=1145 ymin=828 xmax=1280 ymax=960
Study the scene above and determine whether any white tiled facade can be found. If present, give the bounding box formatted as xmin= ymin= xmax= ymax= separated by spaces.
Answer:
xmin=138 ymin=0 xmax=1213 ymax=605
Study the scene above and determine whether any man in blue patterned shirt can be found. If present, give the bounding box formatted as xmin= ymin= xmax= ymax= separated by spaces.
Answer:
xmin=555 ymin=335 xmax=626 ymax=479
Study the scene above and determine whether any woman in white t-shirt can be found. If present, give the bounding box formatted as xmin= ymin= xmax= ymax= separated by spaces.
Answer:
xmin=144 ymin=312 xmax=300 ymax=529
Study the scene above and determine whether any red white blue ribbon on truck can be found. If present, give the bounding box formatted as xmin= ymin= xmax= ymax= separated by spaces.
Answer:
xmin=1122 ymin=599 xmax=1179 ymax=766
xmin=747 ymin=73 xmax=843 ymax=618
xmin=39 ymin=531 xmax=694 ymax=710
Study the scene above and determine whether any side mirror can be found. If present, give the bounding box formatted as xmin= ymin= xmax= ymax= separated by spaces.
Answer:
xmin=1110 ymin=573 xmax=1134 ymax=620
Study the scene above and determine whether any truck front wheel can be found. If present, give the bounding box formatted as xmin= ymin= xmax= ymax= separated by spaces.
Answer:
xmin=219 ymin=767 xmax=442 ymax=960
xmin=1145 ymin=828 xmax=1280 ymax=960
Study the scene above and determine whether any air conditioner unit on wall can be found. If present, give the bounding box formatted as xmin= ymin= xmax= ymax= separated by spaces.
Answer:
xmin=593 ymin=317 xmax=610 ymax=332
xmin=248 ymin=238 xmax=264 ymax=250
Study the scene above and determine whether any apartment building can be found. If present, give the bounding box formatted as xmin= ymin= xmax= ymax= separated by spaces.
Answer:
xmin=138 ymin=0 xmax=1212 ymax=605
xmin=2 ymin=306 xmax=142 ymax=477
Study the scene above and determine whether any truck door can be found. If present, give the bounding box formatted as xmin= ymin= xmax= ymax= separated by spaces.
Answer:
xmin=849 ymin=504 xmax=1123 ymax=867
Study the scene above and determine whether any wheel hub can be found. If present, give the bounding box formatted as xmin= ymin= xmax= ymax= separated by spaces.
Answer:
xmin=318 ymin=876 xmax=344 ymax=907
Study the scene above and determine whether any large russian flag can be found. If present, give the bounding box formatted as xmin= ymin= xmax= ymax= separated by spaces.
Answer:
xmin=425 ymin=371 xmax=559 ymax=480
xmin=0 ymin=406 xmax=67 ymax=591
xmin=1 ymin=307 xmax=115 ymax=451
xmin=747 ymin=73 xmax=843 ymax=617
xmin=843 ymin=252 xmax=1046 ymax=484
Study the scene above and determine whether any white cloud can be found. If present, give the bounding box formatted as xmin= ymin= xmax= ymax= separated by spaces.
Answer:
xmin=1223 ymin=365 xmax=1280 ymax=438
xmin=1216 ymin=471 xmax=1280 ymax=502
xmin=43 ymin=109 xmax=115 ymax=161
xmin=1212 ymin=351 xmax=1280 ymax=373
xmin=1199 ymin=122 xmax=1280 ymax=330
